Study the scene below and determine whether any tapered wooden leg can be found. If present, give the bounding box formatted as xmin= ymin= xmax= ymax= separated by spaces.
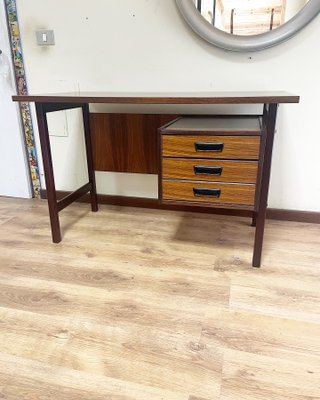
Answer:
xmin=252 ymin=209 xmax=267 ymax=267
xmin=82 ymin=103 xmax=98 ymax=212
xmin=252 ymin=103 xmax=278 ymax=268
xmin=35 ymin=103 xmax=61 ymax=243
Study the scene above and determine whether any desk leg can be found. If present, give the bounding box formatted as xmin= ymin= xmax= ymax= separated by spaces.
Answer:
xmin=36 ymin=102 xmax=98 ymax=243
xmin=35 ymin=103 xmax=61 ymax=243
xmin=82 ymin=103 xmax=98 ymax=212
xmin=251 ymin=214 xmax=257 ymax=227
xmin=253 ymin=103 xmax=278 ymax=268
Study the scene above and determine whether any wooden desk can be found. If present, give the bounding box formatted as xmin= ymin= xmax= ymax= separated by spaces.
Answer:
xmin=12 ymin=91 xmax=299 ymax=267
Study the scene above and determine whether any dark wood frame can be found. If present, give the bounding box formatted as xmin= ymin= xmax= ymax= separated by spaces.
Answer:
xmin=13 ymin=92 xmax=299 ymax=268
xmin=40 ymin=190 xmax=320 ymax=225
xmin=252 ymin=104 xmax=278 ymax=266
xmin=35 ymin=102 xmax=98 ymax=243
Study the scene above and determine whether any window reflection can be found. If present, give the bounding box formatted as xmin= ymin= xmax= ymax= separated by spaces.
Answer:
xmin=193 ymin=0 xmax=309 ymax=35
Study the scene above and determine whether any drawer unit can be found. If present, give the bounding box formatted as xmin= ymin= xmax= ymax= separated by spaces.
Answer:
xmin=162 ymin=158 xmax=258 ymax=183
xmin=162 ymin=135 xmax=261 ymax=160
xmin=162 ymin=180 xmax=256 ymax=206
xmin=159 ymin=116 xmax=262 ymax=210
xmin=156 ymin=112 xmax=287 ymax=268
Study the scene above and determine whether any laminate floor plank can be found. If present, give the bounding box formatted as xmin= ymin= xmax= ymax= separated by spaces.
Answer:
xmin=0 ymin=352 xmax=188 ymax=400
xmin=229 ymin=280 xmax=320 ymax=323
xmin=0 ymin=197 xmax=319 ymax=399
xmin=0 ymin=277 xmax=205 ymax=335
xmin=201 ymin=307 xmax=320 ymax=364
xmin=0 ymin=307 xmax=222 ymax=399
xmin=219 ymin=349 xmax=320 ymax=400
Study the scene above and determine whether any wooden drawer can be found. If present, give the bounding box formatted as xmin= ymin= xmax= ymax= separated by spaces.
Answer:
xmin=162 ymin=158 xmax=258 ymax=183
xmin=162 ymin=135 xmax=260 ymax=160
xmin=162 ymin=180 xmax=256 ymax=206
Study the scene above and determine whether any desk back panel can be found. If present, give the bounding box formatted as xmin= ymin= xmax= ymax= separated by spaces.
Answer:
xmin=90 ymin=113 xmax=177 ymax=174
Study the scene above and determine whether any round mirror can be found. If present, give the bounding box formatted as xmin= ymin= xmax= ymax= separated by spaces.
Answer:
xmin=176 ymin=0 xmax=320 ymax=51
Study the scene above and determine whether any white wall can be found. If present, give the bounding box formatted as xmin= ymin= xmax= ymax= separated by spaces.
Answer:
xmin=16 ymin=0 xmax=320 ymax=211
xmin=0 ymin=1 xmax=31 ymax=198
xmin=285 ymin=0 xmax=309 ymax=21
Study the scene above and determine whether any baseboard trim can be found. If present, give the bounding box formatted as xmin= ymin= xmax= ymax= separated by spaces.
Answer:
xmin=40 ymin=189 xmax=320 ymax=224
xmin=266 ymin=208 xmax=320 ymax=224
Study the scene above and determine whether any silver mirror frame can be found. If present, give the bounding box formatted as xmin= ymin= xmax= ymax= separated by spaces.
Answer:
xmin=176 ymin=0 xmax=320 ymax=52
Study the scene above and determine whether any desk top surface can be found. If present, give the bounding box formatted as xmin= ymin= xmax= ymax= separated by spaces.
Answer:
xmin=12 ymin=91 xmax=299 ymax=104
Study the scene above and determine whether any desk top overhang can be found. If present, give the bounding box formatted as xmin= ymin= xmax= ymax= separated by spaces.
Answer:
xmin=12 ymin=91 xmax=299 ymax=105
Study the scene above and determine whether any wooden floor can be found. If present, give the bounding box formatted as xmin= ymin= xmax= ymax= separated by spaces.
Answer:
xmin=0 ymin=197 xmax=320 ymax=400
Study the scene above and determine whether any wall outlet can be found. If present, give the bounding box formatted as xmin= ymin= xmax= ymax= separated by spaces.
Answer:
xmin=36 ymin=30 xmax=55 ymax=46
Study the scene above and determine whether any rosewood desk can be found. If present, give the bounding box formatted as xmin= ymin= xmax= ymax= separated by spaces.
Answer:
xmin=12 ymin=91 xmax=299 ymax=267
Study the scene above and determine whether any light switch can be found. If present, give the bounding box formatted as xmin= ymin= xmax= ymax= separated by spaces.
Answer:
xmin=36 ymin=30 xmax=55 ymax=46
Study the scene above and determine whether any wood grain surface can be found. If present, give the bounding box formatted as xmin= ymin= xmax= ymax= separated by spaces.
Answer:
xmin=162 ymin=159 xmax=258 ymax=183
xmin=161 ymin=116 xmax=261 ymax=135
xmin=12 ymin=90 xmax=300 ymax=104
xmin=162 ymin=180 xmax=256 ymax=206
xmin=162 ymin=136 xmax=261 ymax=160
xmin=0 ymin=197 xmax=319 ymax=399
xmin=91 ymin=113 xmax=176 ymax=173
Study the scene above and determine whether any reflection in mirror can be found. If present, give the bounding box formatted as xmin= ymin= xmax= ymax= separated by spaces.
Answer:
xmin=193 ymin=0 xmax=310 ymax=35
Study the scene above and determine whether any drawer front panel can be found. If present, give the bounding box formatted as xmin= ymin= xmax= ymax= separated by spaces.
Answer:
xmin=162 ymin=180 xmax=255 ymax=206
xmin=162 ymin=158 xmax=258 ymax=183
xmin=162 ymin=135 xmax=260 ymax=160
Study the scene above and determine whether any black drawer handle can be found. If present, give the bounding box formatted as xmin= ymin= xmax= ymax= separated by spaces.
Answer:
xmin=193 ymin=188 xmax=221 ymax=198
xmin=193 ymin=166 xmax=223 ymax=176
xmin=194 ymin=142 xmax=224 ymax=152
